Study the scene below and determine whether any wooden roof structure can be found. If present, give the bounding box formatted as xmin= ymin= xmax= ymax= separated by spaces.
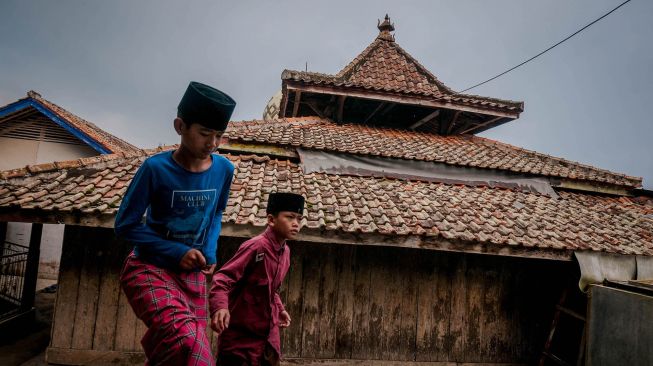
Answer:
xmin=0 ymin=91 xmax=139 ymax=154
xmin=279 ymin=15 xmax=524 ymax=135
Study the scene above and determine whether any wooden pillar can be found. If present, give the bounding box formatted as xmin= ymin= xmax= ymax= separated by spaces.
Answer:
xmin=20 ymin=223 xmax=42 ymax=311
xmin=336 ymin=96 xmax=346 ymax=123
xmin=0 ymin=221 xmax=6 ymax=254
xmin=292 ymin=91 xmax=302 ymax=117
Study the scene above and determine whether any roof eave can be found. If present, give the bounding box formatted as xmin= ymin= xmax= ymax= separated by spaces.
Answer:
xmin=0 ymin=206 xmax=574 ymax=261
xmin=283 ymin=79 xmax=522 ymax=119
xmin=0 ymin=98 xmax=113 ymax=154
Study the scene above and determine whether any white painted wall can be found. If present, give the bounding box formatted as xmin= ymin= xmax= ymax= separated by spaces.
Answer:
xmin=2 ymin=136 xmax=99 ymax=282
xmin=39 ymin=224 xmax=65 ymax=279
xmin=0 ymin=137 xmax=97 ymax=171
xmin=36 ymin=140 xmax=97 ymax=165
xmin=0 ymin=137 xmax=38 ymax=171
xmin=5 ymin=222 xmax=65 ymax=280
xmin=6 ymin=222 xmax=32 ymax=246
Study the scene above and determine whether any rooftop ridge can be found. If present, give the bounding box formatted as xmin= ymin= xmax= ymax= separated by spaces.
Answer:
xmin=225 ymin=118 xmax=642 ymax=188
xmin=28 ymin=92 xmax=140 ymax=153
xmin=0 ymin=145 xmax=176 ymax=180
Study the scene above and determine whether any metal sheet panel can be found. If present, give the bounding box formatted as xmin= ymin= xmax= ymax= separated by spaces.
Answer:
xmin=575 ymin=252 xmax=637 ymax=291
xmin=298 ymin=148 xmax=559 ymax=197
xmin=637 ymin=256 xmax=653 ymax=280
xmin=575 ymin=252 xmax=653 ymax=292
xmin=587 ymin=285 xmax=653 ymax=366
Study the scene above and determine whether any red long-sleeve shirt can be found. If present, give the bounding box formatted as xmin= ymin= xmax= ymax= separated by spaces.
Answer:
xmin=209 ymin=227 xmax=290 ymax=364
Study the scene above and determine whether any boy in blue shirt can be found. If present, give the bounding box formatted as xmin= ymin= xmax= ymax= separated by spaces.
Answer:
xmin=115 ymin=81 xmax=235 ymax=366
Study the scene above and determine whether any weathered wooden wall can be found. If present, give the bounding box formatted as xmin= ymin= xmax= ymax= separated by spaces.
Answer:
xmin=48 ymin=225 xmax=571 ymax=365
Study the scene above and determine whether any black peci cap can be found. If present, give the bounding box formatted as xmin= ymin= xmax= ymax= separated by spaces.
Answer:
xmin=266 ymin=192 xmax=305 ymax=215
xmin=177 ymin=81 xmax=236 ymax=131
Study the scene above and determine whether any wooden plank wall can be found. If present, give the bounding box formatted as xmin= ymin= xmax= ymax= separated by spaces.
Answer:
xmin=50 ymin=226 xmax=571 ymax=365
xmin=217 ymin=236 xmax=570 ymax=364
xmin=50 ymin=225 xmax=134 ymax=352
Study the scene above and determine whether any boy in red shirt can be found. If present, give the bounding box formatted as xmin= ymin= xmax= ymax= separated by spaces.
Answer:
xmin=209 ymin=192 xmax=304 ymax=366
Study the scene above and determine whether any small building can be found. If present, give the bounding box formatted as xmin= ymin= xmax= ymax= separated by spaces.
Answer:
xmin=1 ymin=16 xmax=652 ymax=365
xmin=0 ymin=91 xmax=138 ymax=320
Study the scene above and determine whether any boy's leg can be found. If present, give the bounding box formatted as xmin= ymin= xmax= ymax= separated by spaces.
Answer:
xmin=120 ymin=252 xmax=214 ymax=366
xmin=260 ymin=345 xmax=280 ymax=366
xmin=216 ymin=353 xmax=249 ymax=366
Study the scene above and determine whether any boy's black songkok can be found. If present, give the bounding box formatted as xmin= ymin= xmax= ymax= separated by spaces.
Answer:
xmin=266 ymin=192 xmax=305 ymax=215
xmin=178 ymin=81 xmax=236 ymax=131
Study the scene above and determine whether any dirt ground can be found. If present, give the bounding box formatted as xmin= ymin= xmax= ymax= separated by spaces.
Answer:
xmin=0 ymin=287 xmax=55 ymax=366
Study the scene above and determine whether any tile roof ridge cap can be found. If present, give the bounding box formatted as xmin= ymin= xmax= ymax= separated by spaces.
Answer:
xmin=335 ymin=38 xmax=384 ymax=79
xmin=448 ymin=90 xmax=524 ymax=109
xmin=282 ymin=69 xmax=337 ymax=80
xmin=29 ymin=93 xmax=139 ymax=152
xmin=225 ymin=153 xmax=273 ymax=162
xmin=31 ymin=95 xmax=105 ymax=134
xmin=0 ymin=150 xmax=133 ymax=179
xmin=353 ymin=41 xmax=522 ymax=108
xmin=472 ymin=135 xmax=642 ymax=182
xmin=141 ymin=144 xmax=177 ymax=155
xmin=227 ymin=117 xmax=328 ymax=127
xmin=282 ymin=116 xmax=330 ymax=124
xmin=338 ymin=121 xmax=451 ymax=138
xmin=388 ymin=41 xmax=455 ymax=94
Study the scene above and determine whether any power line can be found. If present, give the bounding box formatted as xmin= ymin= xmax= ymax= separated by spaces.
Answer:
xmin=460 ymin=0 xmax=632 ymax=93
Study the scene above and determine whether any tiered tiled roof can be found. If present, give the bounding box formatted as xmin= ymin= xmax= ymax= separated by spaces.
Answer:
xmin=226 ymin=118 xmax=642 ymax=188
xmin=0 ymin=91 xmax=139 ymax=154
xmin=281 ymin=23 xmax=523 ymax=116
xmin=0 ymin=148 xmax=651 ymax=258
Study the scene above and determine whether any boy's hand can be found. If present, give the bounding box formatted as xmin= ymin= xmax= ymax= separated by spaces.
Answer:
xmin=211 ymin=309 xmax=230 ymax=333
xmin=201 ymin=264 xmax=216 ymax=276
xmin=279 ymin=310 xmax=291 ymax=328
xmin=179 ymin=249 xmax=206 ymax=271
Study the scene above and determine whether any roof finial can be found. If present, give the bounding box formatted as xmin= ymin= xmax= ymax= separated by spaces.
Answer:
xmin=27 ymin=90 xmax=41 ymax=99
xmin=377 ymin=14 xmax=395 ymax=41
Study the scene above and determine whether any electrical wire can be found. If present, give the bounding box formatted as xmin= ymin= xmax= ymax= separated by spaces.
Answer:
xmin=459 ymin=0 xmax=632 ymax=93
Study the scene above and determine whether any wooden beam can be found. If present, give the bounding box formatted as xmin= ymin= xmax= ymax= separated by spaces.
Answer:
xmin=283 ymin=359 xmax=528 ymax=366
xmin=45 ymin=348 xmax=530 ymax=366
xmin=46 ymin=348 xmax=146 ymax=366
xmin=442 ymin=110 xmax=461 ymax=135
xmin=279 ymin=85 xmax=289 ymax=118
xmin=0 ymin=221 xmax=6 ymax=254
xmin=291 ymin=91 xmax=302 ymax=117
xmin=220 ymin=223 xmax=574 ymax=262
xmin=336 ymin=95 xmax=346 ymax=123
xmin=409 ymin=110 xmax=440 ymax=130
xmin=0 ymin=107 xmax=38 ymax=126
xmin=285 ymin=82 xmax=520 ymax=119
xmin=323 ymin=95 xmax=336 ymax=118
xmin=362 ymin=102 xmax=386 ymax=125
xmin=0 ymin=208 xmax=573 ymax=261
xmin=305 ymin=100 xmax=325 ymax=118
xmin=0 ymin=111 xmax=40 ymax=135
xmin=218 ymin=141 xmax=299 ymax=160
xmin=456 ymin=116 xmax=503 ymax=135
xmin=21 ymin=223 xmax=42 ymax=311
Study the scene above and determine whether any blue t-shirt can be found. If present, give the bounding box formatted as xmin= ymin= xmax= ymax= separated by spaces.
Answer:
xmin=115 ymin=150 xmax=234 ymax=269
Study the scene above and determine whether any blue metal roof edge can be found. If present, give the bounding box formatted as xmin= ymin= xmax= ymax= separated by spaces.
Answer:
xmin=0 ymin=98 xmax=111 ymax=154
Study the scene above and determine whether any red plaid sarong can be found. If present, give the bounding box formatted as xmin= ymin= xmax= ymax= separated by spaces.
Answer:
xmin=120 ymin=251 xmax=215 ymax=366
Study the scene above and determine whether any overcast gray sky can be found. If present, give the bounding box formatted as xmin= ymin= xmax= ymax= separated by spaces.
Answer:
xmin=1 ymin=1 xmax=651 ymax=188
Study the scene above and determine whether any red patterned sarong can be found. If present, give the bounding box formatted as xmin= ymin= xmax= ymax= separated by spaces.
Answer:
xmin=120 ymin=251 xmax=214 ymax=366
